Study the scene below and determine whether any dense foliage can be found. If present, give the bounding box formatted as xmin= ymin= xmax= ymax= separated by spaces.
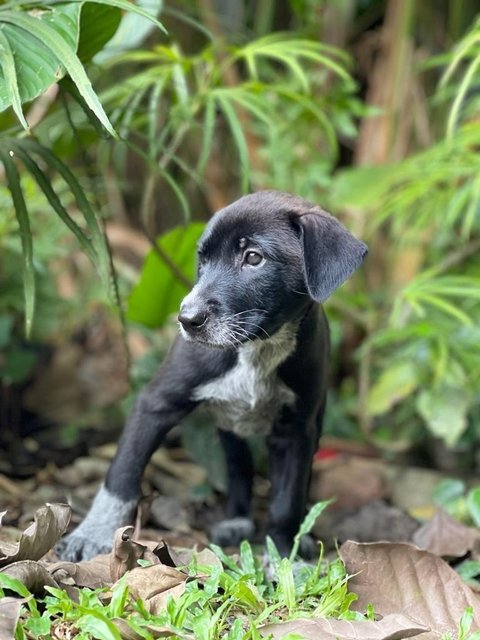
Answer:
xmin=1 ymin=0 xmax=480 ymax=456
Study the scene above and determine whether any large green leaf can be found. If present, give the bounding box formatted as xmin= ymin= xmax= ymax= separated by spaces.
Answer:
xmin=367 ymin=361 xmax=420 ymax=416
xmin=1 ymin=8 xmax=115 ymax=134
xmin=127 ymin=223 xmax=205 ymax=328
xmin=416 ymin=385 xmax=472 ymax=447
xmin=77 ymin=2 xmax=122 ymax=63
xmin=94 ymin=0 xmax=162 ymax=63
xmin=0 ymin=4 xmax=80 ymax=111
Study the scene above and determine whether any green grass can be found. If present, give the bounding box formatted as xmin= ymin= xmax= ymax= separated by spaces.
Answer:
xmin=1 ymin=502 xmax=369 ymax=640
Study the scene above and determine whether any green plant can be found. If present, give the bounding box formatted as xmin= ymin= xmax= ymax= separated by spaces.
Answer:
xmin=433 ymin=478 xmax=480 ymax=526
xmin=0 ymin=0 xmax=164 ymax=334
xmin=5 ymin=502 xmax=367 ymax=639
xmin=329 ymin=14 xmax=480 ymax=451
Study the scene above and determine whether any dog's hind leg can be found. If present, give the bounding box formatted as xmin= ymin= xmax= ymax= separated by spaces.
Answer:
xmin=266 ymin=419 xmax=318 ymax=558
xmin=210 ymin=430 xmax=255 ymax=547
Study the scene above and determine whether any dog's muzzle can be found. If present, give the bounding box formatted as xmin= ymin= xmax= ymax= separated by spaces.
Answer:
xmin=178 ymin=304 xmax=208 ymax=334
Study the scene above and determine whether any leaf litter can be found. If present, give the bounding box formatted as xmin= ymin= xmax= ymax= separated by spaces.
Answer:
xmin=1 ymin=501 xmax=480 ymax=638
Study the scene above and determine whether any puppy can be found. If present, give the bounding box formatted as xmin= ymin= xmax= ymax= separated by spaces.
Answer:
xmin=57 ymin=190 xmax=367 ymax=561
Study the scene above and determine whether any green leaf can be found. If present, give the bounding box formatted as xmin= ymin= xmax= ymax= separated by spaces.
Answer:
xmin=24 ymin=616 xmax=52 ymax=637
xmin=330 ymin=164 xmax=399 ymax=209
xmin=367 ymin=361 xmax=420 ymax=416
xmin=9 ymin=142 xmax=98 ymax=265
xmin=0 ymin=347 xmax=37 ymax=383
xmin=18 ymin=139 xmax=111 ymax=289
xmin=77 ymin=3 xmax=122 ymax=63
xmin=76 ymin=612 xmax=122 ymax=640
xmin=277 ymin=558 xmax=296 ymax=612
xmin=467 ymin=488 xmax=480 ymax=528
xmin=0 ymin=147 xmax=35 ymax=335
xmin=289 ymin=499 xmax=332 ymax=562
xmin=0 ymin=3 xmax=80 ymax=112
xmin=0 ymin=314 xmax=13 ymax=348
xmin=0 ymin=572 xmax=32 ymax=599
xmin=432 ymin=478 xmax=466 ymax=507
xmin=95 ymin=0 xmax=163 ymax=63
xmin=108 ymin=576 xmax=129 ymax=618
xmin=0 ymin=27 xmax=28 ymax=129
xmin=127 ymin=223 xmax=204 ymax=328
xmin=0 ymin=9 xmax=116 ymax=135
xmin=214 ymin=92 xmax=250 ymax=193
xmin=239 ymin=540 xmax=256 ymax=577
xmin=416 ymin=385 xmax=471 ymax=447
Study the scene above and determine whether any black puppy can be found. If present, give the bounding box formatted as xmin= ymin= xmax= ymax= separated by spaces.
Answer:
xmin=57 ymin=190 xmax=367 ymax=561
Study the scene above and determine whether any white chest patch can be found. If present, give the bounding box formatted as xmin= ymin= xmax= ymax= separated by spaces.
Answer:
xmin=193 ymin=323 xmax=298 ymax=437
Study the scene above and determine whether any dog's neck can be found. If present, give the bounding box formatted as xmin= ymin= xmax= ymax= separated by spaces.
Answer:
xmin=236 ymin=320 xmax=298 ymax=374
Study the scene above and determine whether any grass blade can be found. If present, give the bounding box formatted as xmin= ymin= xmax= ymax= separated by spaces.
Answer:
xmin=20 ymin=139 xmax=110 ymax=288
xmin=214 ymin=93 xmax=250 ymax=192
xmin=0 ymin=146 xmax=35 ymax=335
xmin=277 ymin=558 xmax=296 ymax=613
xmin=10 ymin=142 xmax=98 ymax=264
xmin=289 ymin=500 xmax=333 ymax=563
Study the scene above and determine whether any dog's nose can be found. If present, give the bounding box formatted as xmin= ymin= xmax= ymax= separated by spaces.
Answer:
xmin=178 ymin=307 xmax=208 ymax=332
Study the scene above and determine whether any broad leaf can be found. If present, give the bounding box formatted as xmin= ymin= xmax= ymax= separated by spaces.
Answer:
xmin=77 ymin=2 xmax=122 ymax=63
xmin=0 ymin=4 xmax=80 ymax=116
xmin=367 ymin=361 xmax=419 ymax=416
xmin=0 ymin=504 xmax=70 ymax=566
xmin=416 ymin=385 xmax=471 ymax=446
xmin=127 ymin=223 xmax=204 ymax=328
xmin=261 ymin=614 xmax=428 ymax=640
xmin=341 ymin=541 xmax=480 ymax=639
xmin=94 ymin=0 xmax=163 ymax=63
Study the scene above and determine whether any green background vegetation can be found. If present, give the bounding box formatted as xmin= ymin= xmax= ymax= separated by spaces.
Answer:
xmin=1 ymin=0 xmax=480 ymax=462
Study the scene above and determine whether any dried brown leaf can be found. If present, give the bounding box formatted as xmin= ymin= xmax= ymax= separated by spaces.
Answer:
xmin=341 ymin=541 xmax=480 ymax=639
xmin=0 ymin=597 xmax=25 ymax=640
xmin=123 ymin=564 xmax=187 ymax=614
xmin=260 ymin=614 xmax=428 ymax=640
xmin=413 ymin=509 xmax=480 ymax=558
xmin=48 ymin=555 xmax=112 ymax=589
xmin=0 ymin=505 xmax=70 ymax=567
xmin=1 ymin=560 xmax=59 ymax=594
xmin=110 ymin=527 xmax=148 ymax=582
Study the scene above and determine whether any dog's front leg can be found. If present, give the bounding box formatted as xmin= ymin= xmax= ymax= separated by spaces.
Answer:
xmin=267 ymin=417 xmax=317 ymax=557
xmin=56 ymin=380 xmax=197 ymax=562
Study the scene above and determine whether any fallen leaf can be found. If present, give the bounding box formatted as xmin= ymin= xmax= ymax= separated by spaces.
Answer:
xmin=413 ymin=509 xmax=480 ymax=558
xmin=123 ymin=564 xmax=187 ymax=614
xmin=1 ymin=560 xmax=59 ymax=594
xmin=0 ymin=597 xmax=25 ymax=640
xmin=0 ymin=505 xmax=70 ymax=567
xmin=110 ymin=527 xmax=149 ymax=582
xmin=341 ymin=541 xmax=480 ymax=638
xmin=260 ymin=614 xmax=429 ymax=640
xmin=48 ymin=555 xmax=112 ymax=589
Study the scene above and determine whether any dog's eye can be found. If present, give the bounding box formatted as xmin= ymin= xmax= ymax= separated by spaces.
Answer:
xmin=244 ymin=251 xmax=263 ymax=266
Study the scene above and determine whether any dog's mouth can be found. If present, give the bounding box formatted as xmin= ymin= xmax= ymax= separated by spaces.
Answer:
xmin=179 ymin=311 xmax=269 ymax=349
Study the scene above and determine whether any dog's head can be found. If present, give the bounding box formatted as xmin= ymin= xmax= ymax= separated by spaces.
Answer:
xmin=178 ymin=191 xmax=367 ymax=348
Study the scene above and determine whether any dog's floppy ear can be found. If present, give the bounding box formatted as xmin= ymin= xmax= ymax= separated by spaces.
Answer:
xmin=296 ymin=210 xmax=368 ymax=303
